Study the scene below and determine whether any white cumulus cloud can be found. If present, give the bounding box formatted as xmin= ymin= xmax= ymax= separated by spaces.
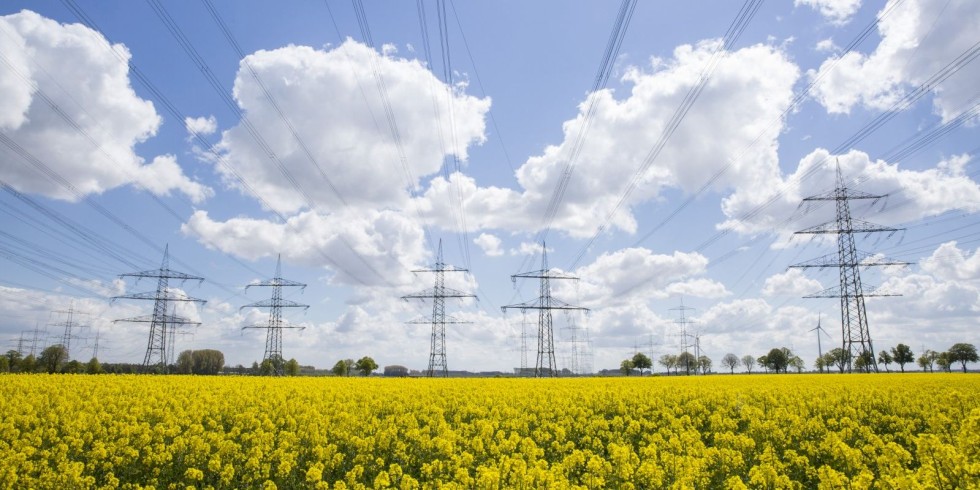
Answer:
xmin=796 ymin=0 xmax=863 ymax=25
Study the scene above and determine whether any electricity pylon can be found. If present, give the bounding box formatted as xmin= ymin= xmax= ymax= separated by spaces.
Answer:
xmin=670 ymin=298 xmax=697 ymax=375
xmin=502 ymin=243 xmax=589 ymax=377
xmin=240 ymin=254 xmax=308 ymax=376
xmin=113 ymin=245 xmax=206 ymax=372
xmin=791 ymin=162 xmax=908 ymax=372
xmin=50 ymin=300 xmax=89 ymax=361
xmin=402 ymin=240 xmax=476 ymax=377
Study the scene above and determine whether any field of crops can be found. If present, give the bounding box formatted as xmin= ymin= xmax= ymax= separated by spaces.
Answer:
xmin=1 ymin=374 xmax=978 ymax=489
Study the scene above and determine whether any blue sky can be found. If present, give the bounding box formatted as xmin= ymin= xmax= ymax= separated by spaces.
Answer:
xmin=2 ymin=0 xmax=979 ymax=372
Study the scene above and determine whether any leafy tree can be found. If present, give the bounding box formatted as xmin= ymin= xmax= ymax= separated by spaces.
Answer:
xmin=86 ymin=357 xmax=103 ymax=374
xmin=918 ymin=350 xmax=937 ymax=372
xmin=285 ymin=358 xmax=300 ymax=376
xmin=721 ymin=353 xmax=739 ymax=374
xmin=677 ymin=351 xmax=697 ymax=375
xmin=697 ymin=355 xmax=712 ymax=375
xmin=39 ymin=344 xmax=68 ymax=374
xmin=259 ymin=359 xmax=274 ymax=376
xmin=814 ymin=355 xmax=827 ymax=373
xmin=354 ymin=356 xmax=378 ymax=376
xmin=827 ymin=348 xmax=850 ymax=373
xmin=764 ymin=348 xmax=790 ymax=373
xmin=936 ymin=352 xmax=952 ymax=372
xmin=192 ymin=350 xmax=225 ymax=375
xmin=176 ymin=350 xmax=194 ymax=374
xmin=947 ymin=343 xmax=978 ymax=372
xmin=877 ymin=350 xmax=893 ymax=372
xmin=756 ymin=355 xmax=769 ymax=373
xmin=741 ymin=355 xmax=755 ymax=374
xmin=620 ymin=359 xmax=635 ymax=376
xmin=658 ymin=354 xmax=677 ymax=375
xmin=631 ymin=353 xmax=652 ymax=375
xmin=62 ymin=359 xmax=83 ymax=374
xmin=891 ymin=344 xmax=914 ymax=373
xmin=5 ymin=350 xmax=23 ymax=372
xmin=331 ymin=359 xmax=353 ymax=376
xmin=20 ymin=354 xmax=36 ymax=373
xmin=854 ymin=351 xmax=875 ymax=373
xmin=789 ymin=356 xmax=805 ymax=373
xmin=0 ymin=356 xmax=8 ymax=373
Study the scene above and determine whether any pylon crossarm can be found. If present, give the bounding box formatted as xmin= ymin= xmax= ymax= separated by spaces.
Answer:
xmin=510 ymin=269 xmax=580 ymax=281
xmin=239 ymin=299 xmax=310 ymax=310
xmin=119 ymin=270 xmax=204 ymax=283
xmin=113 ymin=291 xmax=207 ymax=303
xmin=401 ymin=287 xmax=476 ymax=300
xmin=242 ymin=324 xmax=305 ymax=330
xmin=246 ymin=278 xmax=307 ymax=290
xmin=802 ymin=188 xmax=888 ymax=201
xmin=796 ymin=219 xmax=902 ymax=235
xmin=803 ymin=284 xmax=902 ymax=298
xmin=791 ymin=251 xmax=911 ymax=268
xmin=114 ymin=314 xmax=201 ymax=326
xmin=406 ymin=315 xmax=472 ymax=325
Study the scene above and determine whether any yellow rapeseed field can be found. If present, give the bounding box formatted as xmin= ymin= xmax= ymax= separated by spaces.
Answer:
xmin=1 ymin=374 xmax=978 ymax=489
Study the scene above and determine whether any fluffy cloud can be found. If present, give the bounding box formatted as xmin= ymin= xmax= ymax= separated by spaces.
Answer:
xmin=720 ymin=149 xmax=980 ymax=237
xmin=762 ymin=268 xmax=825 ymax=297
xmin=185 ymin=115 xmax=217 ymax=136
xmin=809 ymin=0 xmax=980 ymax=121
xmin=211 ymin=39 xmax=490 ymax=214
xmin=0 ymin=10 xmax=208 ymax=202
xmin=556 ymin=247 xmax=721 ymax=306
xmin=473 ymin=233 xmax=503 ymax=257
xmin=796 ymin=0 xmax=863 ymax=25
xmin=182 ymin=208 xmax=428 ymax=289
xmin=418 ymin=40 xmax=799 ymax=237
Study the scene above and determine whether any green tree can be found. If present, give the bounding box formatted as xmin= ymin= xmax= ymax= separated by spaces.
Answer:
xmin=918 ymin=350 xmax=937 ymax=372
xmin=877 ymin=350 xmax=893 ymax=372
xmin=827 ymin=348 xmax=850 ymax=373
xmin=741 ymin=355 xmax=755 ymax=374
xmin=86 ymin=357 xmax=103 ymax=374
xmin=764 ymin=348 xmax=789 ymax=374
xmin=620 ymin=358 xmax=635 ymax=376
xmin=891 ymin=344 xmax=914 ymax=372
xmin=259 ymin=359 xmax=275 ymax=376
xmin=284 ymin=358 xmax=300 ymax=376
xmin=39 ymin=344 xmax=68 ymax=374
xmin=631 ymin=352 xmax=652 ymax=375
xmin=5 ymin=350 xmax=23 ymax=372
xmin=936 ymin=352 xmax=952 ymax=372
xmin=814 ymin=355 xmax=827 ymax=373
xmin=697 ymin=355 xmax=712 ymax=375
xmin=331 ymin=359 xmax=352 ymax=376
xmin=0 ymin=356 xmax=8 ymax=373
xmin=176 ymin=350 xmax=194 ymax=374
xmin=854 ymin=351 xmax=875 ymax=373
xmin=789 ymin=356 xmax=805 ymax=373
xmin=721 ymin=353 xmax=739 ymax=374
xmin=947 ymin=343 xmax=978 ymax=372
xmin=677 ymin=351 xmax=697 ymax=375
xmin=354 ymin=356 xmax=378 ymax=376
xmin=658 ymin=354 xmax=677 ymax=375
xmin=20 ymin=354 xmax=36 ymax=373
xmin=192 ymin=350 xmax=225 ymax=375
xmin=757 ymin=354 xmax=769 ymax=373
xmin=62 ymin=359 xmax=83 ymax=374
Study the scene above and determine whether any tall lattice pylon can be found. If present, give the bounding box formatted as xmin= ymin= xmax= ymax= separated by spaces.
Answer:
xmin=402 ymin=240 xmax=476 ymax=377
xmin=241 ymin=254 xmax=308 ymax=376
xmin=791 ymin=162 xmax=907 ymax=372
xmin=113 ymin=245 xmax=205 ymax=372
xmin=50 ymin=300 xmax=89 ymax=361
xmin=502 ymin=243 xmax=589 ymax=377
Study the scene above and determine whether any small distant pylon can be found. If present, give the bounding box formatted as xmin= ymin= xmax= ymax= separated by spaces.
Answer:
xmin=670 ymin=298 xmax=697 ymax=375
xmin=240 ymin=254 xmax=308 ymax=376
xmin=791 ymin=161 xmax=909 ymax=372
xmin=402 ymin=240 xmax=476 ymax=377
xmin=50 ymin=300 xmax=89 ymax=361
xmin=502 ymin=243 xmax=589 ymax=377
xmin=113 ymin=245 xmax=206 ymax=372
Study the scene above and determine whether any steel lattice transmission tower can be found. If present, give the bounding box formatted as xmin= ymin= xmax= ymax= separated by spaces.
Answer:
xmin=113 ymin=245 xmax=205 ymax=372
xmin=502 ymin=243 xmax=589 ymax=377
xmin=50 ymin=300 xmax=89 ymax=361
xmin=402 ymin=240 xmax=476 ymax=377
xmin=791 ymin=163 xmax=907 ymax=372
xmin=240 ymin=254 xmax=308 ymax=376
